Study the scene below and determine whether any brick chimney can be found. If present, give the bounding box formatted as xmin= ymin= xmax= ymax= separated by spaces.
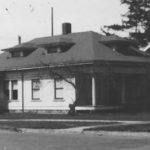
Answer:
xmin=62 ymin=23 xmax=72 ymax=35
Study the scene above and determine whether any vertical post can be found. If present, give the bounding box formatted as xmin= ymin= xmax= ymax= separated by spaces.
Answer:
xmin=51 ymin=7 xmax=54 ymax=36
xmin=9 ymin=80 xmax=12 ymax=100
xmin=92 ymin=75 xmax=96 ymax=107
xmin=21 ymin=72 xmax=24 ymax=113
xmin=121 ymin=76 xmax=126 ymax=104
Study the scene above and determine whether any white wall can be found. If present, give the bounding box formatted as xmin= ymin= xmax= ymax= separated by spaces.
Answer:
xmin=5 ymin=70 xmax=76 ymax=111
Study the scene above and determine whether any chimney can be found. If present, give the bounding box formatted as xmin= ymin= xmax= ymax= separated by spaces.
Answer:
xmin=18 ymin=35 xmax=21 ymax=45
xmin=62 ymin=23 xmax=71 ymax=35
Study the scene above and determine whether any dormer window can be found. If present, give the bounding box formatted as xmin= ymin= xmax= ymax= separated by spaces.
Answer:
xmin=103 ymin=42 xmax=147 ymax=57
xmin=10 ymin=50 xmax=34 ymax=58
xmin=11 ymin=51 xmax=24 ymax=57
xmin=46 ymin=45 xmax=73 ymax=54
xmin=111 ymin=44 xmax=145 ymax=57
xmin=38 ymin=39 xmax=74 ymax=54
xmin=2 ymin=42 xmax=37 ymax=58
xmin=46 ymin=47 xmax=62 ymax=54
xmin=100 ymin=35 xmax=148 ymax=57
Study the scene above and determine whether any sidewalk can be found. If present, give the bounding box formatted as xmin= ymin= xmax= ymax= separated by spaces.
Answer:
xmin=0 ymin=118 xmax=150 ymax=124
xmin=19 ymin=124 xmax=150 ymax=137
xmin=0 ymin=118 xmax=150 ymax=136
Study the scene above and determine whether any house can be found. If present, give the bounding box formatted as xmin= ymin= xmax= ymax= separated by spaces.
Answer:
xmin=0 ymin=23 xmax=150 ymax=113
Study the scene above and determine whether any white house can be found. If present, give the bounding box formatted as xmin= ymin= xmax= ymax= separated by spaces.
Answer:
xmin=0 ymin=23 xmax=150 ymax=113
xmin=3 ymin=70 xmax=75 ymax=113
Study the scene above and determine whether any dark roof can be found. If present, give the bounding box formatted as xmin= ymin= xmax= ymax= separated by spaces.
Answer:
xmin=2 ymin=42 xmax=38 ymax=52
xmin=0 ymin=31 xmax=150 ymax=71
xmin=100 ymin=35 xmax=137 ymax=45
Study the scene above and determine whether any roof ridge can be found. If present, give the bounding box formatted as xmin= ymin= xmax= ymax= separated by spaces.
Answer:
xmin=30 ymin=31 xmax=103 ymax=41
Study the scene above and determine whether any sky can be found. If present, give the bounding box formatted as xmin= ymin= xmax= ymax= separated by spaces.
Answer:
xmin=0 ymin=0 xmax=127 ymax=49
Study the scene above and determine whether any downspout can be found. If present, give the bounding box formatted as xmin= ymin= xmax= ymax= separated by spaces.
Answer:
xmin=21 ymin=72 xmax=24 ymax=113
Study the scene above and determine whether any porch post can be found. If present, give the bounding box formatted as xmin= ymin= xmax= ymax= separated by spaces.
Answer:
xmin=9 ymin=80 xmax=12 ymax=100
xmin=121 ymin=76 xmax=126 ymax=104
xmin=21 ymin=73 xmax=24 ymax=113
xmin=92 ymin=75 xmax=96 ymax=107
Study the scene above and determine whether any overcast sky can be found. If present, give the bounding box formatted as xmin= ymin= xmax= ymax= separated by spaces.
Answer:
xmin=0 ymin=0 xmax=127 ymax=49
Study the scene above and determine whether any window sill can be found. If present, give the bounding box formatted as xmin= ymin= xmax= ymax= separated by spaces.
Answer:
xmin=9 ymin=100 xmax=19 ymax=102
xmin=54 ymin=99 xmax=65 ymax=102
xmin=31 ymin=99 xmax=41 ymax=102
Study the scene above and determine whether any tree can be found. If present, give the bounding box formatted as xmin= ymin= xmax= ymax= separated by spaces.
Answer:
xmin=38 ymin=62 xmax=86 ymax=115
xmin=103 ymin=0 xmax=150 ymax=47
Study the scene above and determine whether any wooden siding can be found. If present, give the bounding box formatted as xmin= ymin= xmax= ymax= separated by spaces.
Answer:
xmin=4 ymin=69 xmax=76 ymax=111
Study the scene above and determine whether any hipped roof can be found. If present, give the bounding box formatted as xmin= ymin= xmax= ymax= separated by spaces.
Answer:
xmin=0 ymin=31 xmax=150 ymax=71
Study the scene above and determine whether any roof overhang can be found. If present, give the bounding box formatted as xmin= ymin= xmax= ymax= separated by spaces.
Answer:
xmin=2 ymin=43 xmax=38 ymax=52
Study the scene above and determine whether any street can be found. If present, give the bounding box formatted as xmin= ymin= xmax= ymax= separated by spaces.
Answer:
xmin=0 ymin=131 xmax=150 ymax=150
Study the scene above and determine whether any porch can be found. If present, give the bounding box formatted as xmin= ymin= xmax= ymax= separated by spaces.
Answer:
xmin=76 ymin=73 xmax=150 ymax=111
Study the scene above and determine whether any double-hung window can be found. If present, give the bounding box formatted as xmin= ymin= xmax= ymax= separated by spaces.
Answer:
xmin=54 ymin=79 xmax=63 ymax=100
xmin=32 ymin=79 xmax=40 ymax=100
xmin=11 ymin=80 xmax=18 ymax=100
xmin=4 ymin=80 xmax=18 ymax=100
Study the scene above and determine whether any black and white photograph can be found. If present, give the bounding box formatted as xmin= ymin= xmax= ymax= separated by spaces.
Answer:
xmin=0 ymin=0 xmax=150 ymax=149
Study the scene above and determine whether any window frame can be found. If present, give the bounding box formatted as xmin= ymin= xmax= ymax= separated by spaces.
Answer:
xmin=32 ymin=79 xmax=40 ymax=101
xmin=11 ymin=80 xmax=18 ymax=100
xmin=11 ymin=51 xmax=23 ymax=57
xmin=54 ymin=79 xmax=64 ymax=100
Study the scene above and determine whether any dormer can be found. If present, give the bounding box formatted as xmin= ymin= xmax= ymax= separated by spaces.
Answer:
xmin=2 ymin=42 xmax=38 ymax=58
xmin=100 ymin=35 xmax=149 ymax=57
xmin=38 ymin=38 xmax=74 ymax=54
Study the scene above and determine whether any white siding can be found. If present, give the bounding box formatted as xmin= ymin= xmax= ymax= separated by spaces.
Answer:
xmin=6 ymin=70 xmax=76 ymax=111
xmin=63 ymin=78 xmax=76 ymax=104
xmin=8 ymin=79 xmax=22 ymax=110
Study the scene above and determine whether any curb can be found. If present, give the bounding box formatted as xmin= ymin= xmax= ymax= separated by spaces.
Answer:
xmin=19 ymin=128 xmax=84 ymax=134
xmin=0 ymin=119 xmax=150 ymax=124
xmin=1 ymin=126 xmax=150 ymax=137
xmin=83 ymin=130 xmax=150 ymax=137
xmin=0 ymin=126 xmax=22 ymax=133
xmin=17 ymin=127 xmax=150 ymax=137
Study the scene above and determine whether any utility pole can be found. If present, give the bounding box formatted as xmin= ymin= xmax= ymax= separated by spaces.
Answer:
xmin=51 ymin=7 xmax=54 ymax=36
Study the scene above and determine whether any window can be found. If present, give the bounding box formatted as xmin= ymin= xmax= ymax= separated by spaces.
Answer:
xmin=4 ymin=81 xmax=9 ymax=98
xmin=47 ymin=47 xmax=61 ymax=54
xmin=11 ymin=80 xmax=18 ymax=100
xmin=32 ymin=79 xmax=40 ymax=100
xmin=107 ymin=43 xmax=144 ymax=57
xmin=46 ymin=44 xmax=73 ymax=54
xmin=54 ymin=79 xmax=63 ymax=99
xmin=4 ymin=80 xmax=18 ymax=100
xmin=11 ymin=51 xmax=23 ymax=57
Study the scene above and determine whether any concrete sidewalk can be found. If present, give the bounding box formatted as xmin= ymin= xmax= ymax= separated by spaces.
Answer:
xmin=0 ymin=119 xmax=150 ymax=136
xmin=0 ymin=118 xmax=150 ymax=124
xmin=19 ymin=124 xmax=150 ymax=137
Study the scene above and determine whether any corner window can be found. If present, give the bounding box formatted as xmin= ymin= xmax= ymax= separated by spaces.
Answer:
xmin=54 ymin=79 xmax=63 ymax=100
xmin=11 ymin=80 xmax=18 ymax=100
xmin=32 ymin=79 xmax=40 ymax=100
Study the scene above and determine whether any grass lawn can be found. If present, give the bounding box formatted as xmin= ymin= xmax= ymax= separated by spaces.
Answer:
xmin=84 ymin=123 xmax=150 ymax=132
xmin=0 ymin=112 xmax=150 ymax=121
xmin=0 ymin=121 xmax=116 ymax=129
